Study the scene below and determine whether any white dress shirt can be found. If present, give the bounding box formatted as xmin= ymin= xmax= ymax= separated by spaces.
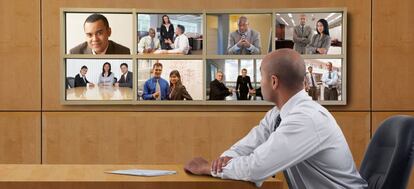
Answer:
xmin=138 ymin=35 xmax=160 ymax=53
xmin=212 ymin=90 xmax=367 ymax=188
xmin=321 ymin=70 xmax=339 ymax=88
xmin=169 ymin=34 xmax=189 ymax=54
xmin=305 ymin=72 xmax=317 ymax=87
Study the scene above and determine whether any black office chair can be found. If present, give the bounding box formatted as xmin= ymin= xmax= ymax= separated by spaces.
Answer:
xmin=360 ymin=115 xmax=414 ymax=189
xmin=66 ymin=77 xmax=75 ymax=89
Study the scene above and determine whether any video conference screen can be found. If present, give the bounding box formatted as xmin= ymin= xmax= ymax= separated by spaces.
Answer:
xmin=62 ymin=8 xmax=347 ymax=105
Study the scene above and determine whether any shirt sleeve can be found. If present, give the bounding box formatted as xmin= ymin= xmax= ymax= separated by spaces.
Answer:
xmin=214 ymin=111 xmax=321 ymax=187
xmin=137 ymin=37 xmax=146 ymax=53
xmin=142 ymin=80 xmax=154 ymax=100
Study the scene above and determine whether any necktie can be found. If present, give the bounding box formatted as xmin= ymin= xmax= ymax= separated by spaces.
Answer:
xmin=301 ymin=26 xmax=304 ymax=35
xmin=311 ymin=74 xmax=315 ymax=87
xmin=83 ymin=77 xmax=86 ymax=84
xmin=155 ymin=79 xmax=161 ymax=100
xmin=273 ymin=115 xmax=294 ymax=189
xmin=328 ymin=71 xmax=332 ymax=79
xmin=150 ymin=38 xmax=155 ymax=49
xmin=121 ymin=74 xmax=126 ymax=83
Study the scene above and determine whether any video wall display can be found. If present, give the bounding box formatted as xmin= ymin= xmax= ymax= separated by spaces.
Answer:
xmin=61 ymin=8 xmax=347 ymax=105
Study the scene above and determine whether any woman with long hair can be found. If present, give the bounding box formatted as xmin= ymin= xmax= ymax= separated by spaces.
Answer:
xmin=306 ymin=18 xmax=331 ymax=54
xmin=168 ymin=70 xmax=192 ymax=100
xmin=98 ymin=62 xmax=115 ymax=86
xmin=160 ymin=15 xmax=175 ymax=50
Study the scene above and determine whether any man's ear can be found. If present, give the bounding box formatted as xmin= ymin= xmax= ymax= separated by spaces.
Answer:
xmin=271 ymin=75 xmax=279 ymax=90
xmin=107 ymin=27 xmax=112 ymax=37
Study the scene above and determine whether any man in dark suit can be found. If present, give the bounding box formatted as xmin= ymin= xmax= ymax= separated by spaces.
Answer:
xmin=227 ymin=16 xmax=261 ymax=55
xmin=115 ymin=63 xmax=133 ymax=88
xmin=209 ymin=71 xmax=233 ymax=100
xmin=69 ymin=13 xmax=130 ymax=55
xmin=74 ymin=65 xmax=95 ymax=87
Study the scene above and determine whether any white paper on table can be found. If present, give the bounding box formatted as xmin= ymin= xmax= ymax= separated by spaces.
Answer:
xmin=105 ymin=169 xmax=177 ymax=177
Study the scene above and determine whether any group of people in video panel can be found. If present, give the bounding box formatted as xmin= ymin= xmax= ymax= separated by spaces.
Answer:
xmin=67 ymin=13 xmax=341 ymax=101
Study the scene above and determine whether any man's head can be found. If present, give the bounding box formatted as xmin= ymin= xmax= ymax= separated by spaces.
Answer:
xmin=299 ymin=14 xmax=307 ymax=26
xmin=83 ymin=14 xmax=111 ymax=54
xmin=215 ymin=71 xmax=224 ymax=82
xmin=241 ymin=68 xmax=247 ymax=77
xmin=308 ymin=66 xmax=313 ymax=73
xmin=327 ymin=62 xmax=333 ymax=71
xmin=152 ymin=62 xmax=163 ymax=78
xmin=148 ymin=28 xmax=156 ymax=38
xmin=260 ymin=49 xmax=306 ymax=103
xmin=237 ymin=16 xmax=249 ymax=33
xmin=175 ymin=25 xmax=185 ymax=36
xmin=80 ymin=65 xmax=88 ymax=76
xmin=120 ymin=63 xmax=128 ymax=74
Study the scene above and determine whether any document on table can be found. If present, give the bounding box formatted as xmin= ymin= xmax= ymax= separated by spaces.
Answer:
xmin=105 ymin=169 xmax=177 ymax=177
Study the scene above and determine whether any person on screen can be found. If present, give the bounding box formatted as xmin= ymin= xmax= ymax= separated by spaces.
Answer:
xmin=227 ymin=16 xmax=261 ymax=55
xmin=69 ymin=13 xmax=130 ymax=55
xmin=293 ymin=14 xmax=313 ymax=54
xmin=98 ymin=62 xmax=115 ymax=86
xmin=306 ymin=18 xmax=331 ymax=54
xmin=209 ymin=71 xmax=233 ymax=100
xmin=160 ymin=15 xmax=175 ymax=50
xmin=115 ymin=63 xmax=133 ymax=88
xmin=164 ymin=24 xmax=189 ymax=54
xmin=74 ymin=65 xmax=95 ymax=87
xmin=321 ymin=62 xmax=339 ymax=100
xmin=236 ymin=68 xmax=254 ymax=100
xmin=138 ymin=28 xmax=160 ymax=53
xmin=184 ymin=49 xmax=367 ymax=189
xmin=142 ymin=62 xmax=169 ymax=100
xmin=304 ymin=66 xmax=318 ymax=100
xmin=168 ymin=70 xmax=193 ymax=100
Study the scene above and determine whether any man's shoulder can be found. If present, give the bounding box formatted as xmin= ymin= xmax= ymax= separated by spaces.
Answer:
xmin=69 ymin=42 xmax=89 ymax=54
xmin=108 ymin=40 xmax=130 ymax=54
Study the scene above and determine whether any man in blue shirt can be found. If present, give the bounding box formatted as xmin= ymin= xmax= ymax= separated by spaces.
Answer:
xmin=142 ymin=62 xmax=169 ymax=100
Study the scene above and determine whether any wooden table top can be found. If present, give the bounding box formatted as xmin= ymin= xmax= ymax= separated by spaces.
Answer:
xmin=66 ymin=86 xmax=133 ymax=101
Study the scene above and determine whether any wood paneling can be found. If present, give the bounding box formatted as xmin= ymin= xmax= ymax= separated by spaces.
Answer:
xmin=0 ymin=0 xmax=41 ymax=110
xmin=42 ymin=112 xmax=265 ymax=164
xmin=372 ymin=0 xmax=414 ymax=111
xmin=42 ymin=0 xmax=371 ymax=111
xmin=0 ymin=112 xmax=41 ymax=163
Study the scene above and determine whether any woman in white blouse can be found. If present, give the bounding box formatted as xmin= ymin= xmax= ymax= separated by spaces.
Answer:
xmin=98 ymin=62 xmax=115 ymax=86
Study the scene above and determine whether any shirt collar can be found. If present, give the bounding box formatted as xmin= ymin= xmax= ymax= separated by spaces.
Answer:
xmin=278 ymin=90 xmax=309 ymax=119
xmin=92 ymin=43 xmax=109 ymax=55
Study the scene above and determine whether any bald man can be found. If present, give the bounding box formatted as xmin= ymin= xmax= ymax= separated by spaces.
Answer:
xmin=184 ymin=49 xmax=367 ymax=188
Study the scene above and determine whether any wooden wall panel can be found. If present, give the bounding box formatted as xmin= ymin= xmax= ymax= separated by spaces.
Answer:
xmin=0 ymin=0 xmax=41 ymax=110
xmin=372 ymin=0 xmax=414 ymax=111
xmin=42 ymin=0 xmax=371 ymax=111
xmin=0 ymin=112 xmax=41 ymax=163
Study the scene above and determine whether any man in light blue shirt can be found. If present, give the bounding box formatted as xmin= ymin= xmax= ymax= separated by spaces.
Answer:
xmin=184 ymin=49 xmax=367 ymax=189
xmin=321 ymin=62 xmax=339 ymax=100
xmin=142 ymin=62 xmax=169 ymax=100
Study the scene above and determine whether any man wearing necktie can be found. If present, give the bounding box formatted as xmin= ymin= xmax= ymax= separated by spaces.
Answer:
xmin=321 ymin=62 xmax=339 ymax=100
xmin=304 ymin=66 xmax=318 ymax=100
xmin=293 ymin=14 xmax=313 ymax=54
xmin=137 ymin=28 xmax=160 ymax=53
xmin=74 ymin=65 xmax=95 ymax=88
xmin=142 ymin=62 xmax=169 ymax=100
xmin=115 ymin=63 xmax=133 ymax=88
xmin=184 ymin=49 xmax=367 ymax=189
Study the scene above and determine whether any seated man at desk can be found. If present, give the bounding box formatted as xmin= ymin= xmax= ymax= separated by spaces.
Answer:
xmin=185 ymin=49 xmax=367 ymax=188
xmin=142 ymin=62 xmax=169 ymax=100
xmin=209 ymin=71 xmax=233 ymax=100
xmin=115 ymin=63 xmax=133 ymax=88
xmin=161 ymin=25 xmax=189 ymax=55
xmin=74 ymin=65 xmax=94 ymax=87
xmin=227 ymin=16 xmax=261 ymax=55
xmin=70 ymin=13 xmax=130 ymax=54
xmin=138 ymin=28 xmax=160 ymax=53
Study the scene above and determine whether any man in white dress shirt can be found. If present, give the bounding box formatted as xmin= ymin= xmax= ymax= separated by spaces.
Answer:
xmin=321 ymin=62 xmax=339 ymax=100
xmin=164 ymin=24 xmax=189 ymax=54
xmin=138 ymin=28 xmax=160 ymax=53
xmin=304 ymin=66 xmax=318 ymax=100
xmin=184 ymin=49 xmax=367 ymax=189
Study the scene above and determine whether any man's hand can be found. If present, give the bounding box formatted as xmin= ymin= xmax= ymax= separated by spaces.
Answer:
xmin=211 ymin=156 xmax=233 ymax=174
xmin=153 ymin=92 xmax=160 ymax=99
xmin=114 ymin=83 xmax=120 ymax=87
xmin=184 ymin=157 xmax=211 ymax=175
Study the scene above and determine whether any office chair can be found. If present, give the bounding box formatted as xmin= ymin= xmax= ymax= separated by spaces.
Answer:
xmin=66 ymin=77 xmax=75 ymax=88
xmin=360 ymin=115 xmax=414 ymax=189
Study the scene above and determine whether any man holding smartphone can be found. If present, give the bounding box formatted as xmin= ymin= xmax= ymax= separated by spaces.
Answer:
xmin=227 ymin=16 xmax=261 ymax=55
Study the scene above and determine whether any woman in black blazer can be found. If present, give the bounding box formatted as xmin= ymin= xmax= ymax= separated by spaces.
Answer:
xmin=168 ymin=70 xmax=193 ymax=100
xmin=236 ymin=68 xmax=253 ymax=100
xmin=160 ymin=15 xmax=175 ymax=50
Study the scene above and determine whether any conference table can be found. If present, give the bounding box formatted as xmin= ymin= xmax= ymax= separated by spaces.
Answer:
xmin=66 ymin=86 xmax=133 ymax=100
xmin=0 ymin=164 xmax=282 ymax=189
